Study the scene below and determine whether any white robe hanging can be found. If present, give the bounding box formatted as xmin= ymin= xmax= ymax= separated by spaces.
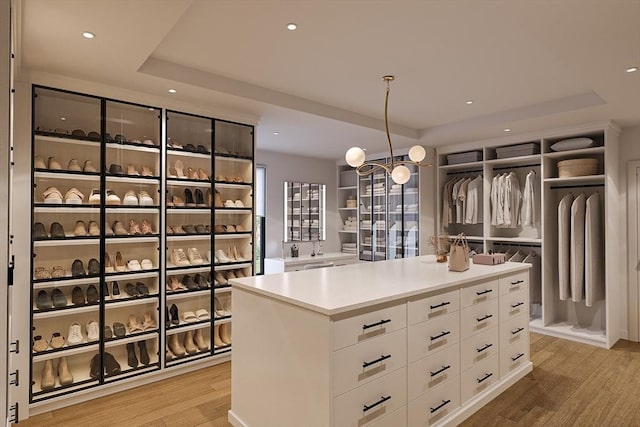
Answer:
xmin=570 ymin=193 xmax=586 ymax=303
xmin=585 ymin=192 xmax=604 ymax=307
xmin=521 ymin=171 xmax=536 ymax=226
xmin=558 ymin=194 xmax=574 ymax=301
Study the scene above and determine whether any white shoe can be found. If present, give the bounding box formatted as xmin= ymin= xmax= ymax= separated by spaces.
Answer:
xmin=187 ymin=248 xmax=204 ymax=265
xmin=123 ymin=190 xmax=138 ymax=206
xmin=127 ymin=260 xmax=142 ymax=271
xmin=234 ymin=200 xmax=244 ymax=208
xmin=138 ymin=191 xmax=154 ymax=206
xmin=67 ymin=322 xmax=84 ymax=345
xmin=140 ymin=259 xmax=153 ymax=270
xmin=86 ymin=320 xmax=99 ymax=341
xmin=106 ymin=190 xmax=121 ymax=205
xmin=215 ymin=249 xmax=232 ymax=263
xmin=224 ymin=200 xmax=235 ymax=208
xmin=171 ymin=248 xmax=190 ymax=266
xmin=88 ymin=189 xmax=101 ymax=204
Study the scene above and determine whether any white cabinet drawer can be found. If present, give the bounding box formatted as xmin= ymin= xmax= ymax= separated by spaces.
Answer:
xmin=332 ymin=303 xmax=407 ymax=351
xmin=408 ymin=343 xmax=460 ymax=400
xmin=408 ymin=289 xmax=460 ymax=326
xmin=499 ymin=287 xmax=529 ymax=322
xmin=333 ymin=367 xmax=407 ymax=427
xmin=499 ymin=271 xmax=529 ymax=295
xmin=408 ymin=375 xmax=460 ymax=427
xmin=408 ymin=311 xmax=460 ymax=363
xmin=460 ymin=279 xmax=499 ymax=308
xmin=332 ymin=329 xmax=407 ymax=397
xmin=460 ymin=326 xmax=499 ymax=372
xmin=500 ymin=336 xmax=529 ymax=378
xmin=499 ymin=313 xmax=528 ymax=348
xmin=460 ymin=298 xmax=499 ymax=339
xmin=460 ymin=355 xmax=499 ymax=403
xmin=368 ymin=406 xmax=407 ymax=427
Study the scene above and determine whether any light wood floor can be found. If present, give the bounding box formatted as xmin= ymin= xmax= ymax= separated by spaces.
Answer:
xmin=21 ymin=332 xmax=640 ymax=426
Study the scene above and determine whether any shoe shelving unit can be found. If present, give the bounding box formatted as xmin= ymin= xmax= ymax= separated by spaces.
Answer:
xmin=436 ymin=122 xmax=621 ymax=348
xmin=26 ymin=86 xmax=254 ymax=409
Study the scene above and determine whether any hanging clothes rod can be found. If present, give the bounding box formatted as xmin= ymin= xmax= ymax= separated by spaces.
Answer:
xmin=490 ymin=241 xmax=542 ymax=248
xmin=549 ymin=183 xmax=604 ymax=190
xmin=446 ymin=169 xmax=483 ymax=176
xmin=492 ymin=163 xmax=540 ymax=172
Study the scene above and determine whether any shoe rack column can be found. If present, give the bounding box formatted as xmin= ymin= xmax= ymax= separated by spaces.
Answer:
xmin=165 ymin=111 xmax=215 ymax=365
xmin=213 ymin=120 xmax=255 ymax=354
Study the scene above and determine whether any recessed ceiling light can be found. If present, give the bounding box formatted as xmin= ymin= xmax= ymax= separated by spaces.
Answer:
xmin=82 ymin=31 xmax=95 ymax=39
xmin=148 ymin=107 xmax=154 ymax=111
xmin=60 ymin=117 xmax=66 ymax=121
xmin=287 ymin=23 xmax=297 ymax=31
xmin=273 ymin=132 xmax=279 ymax=135
xmin=168 ymin=89 xmax=177 ymax=93
xmin=466 ymin=100 xmax=473 ymax=105
xmin=626 ymin=67 xmax=638 ymax=73
xmin=504 ymin=128 xmax=511 ymax=132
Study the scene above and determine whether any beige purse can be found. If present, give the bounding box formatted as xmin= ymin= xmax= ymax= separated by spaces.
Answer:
xmin=448 ymin=233 xmax=470 ymax=272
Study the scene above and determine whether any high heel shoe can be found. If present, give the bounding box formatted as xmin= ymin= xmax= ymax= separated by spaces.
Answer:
xmin=174 ymin=160 xmax=186 ymax=179
xmin=213 ymin=325 xmax=226 ymax=348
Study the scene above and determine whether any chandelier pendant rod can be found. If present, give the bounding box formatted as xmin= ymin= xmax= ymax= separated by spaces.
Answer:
xmin=383 ymin=75 xmax=395 ymax=169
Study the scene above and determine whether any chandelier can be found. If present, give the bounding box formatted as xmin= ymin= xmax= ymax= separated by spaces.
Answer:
xmin=345 ymin=75 xmax=429 ymax=184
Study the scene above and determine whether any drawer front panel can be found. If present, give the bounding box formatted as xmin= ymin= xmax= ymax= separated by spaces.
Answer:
xmin=332 ymin=303 xmax=407 ymax=351
xmin=499 ymin=287 xmax=529 ymax=322
xmin=460 ymin=279 xmax=499 ymax=308
xmin=500 ymin=336 xmax=530 ymax=378
xmin=408 ymin=289 xmax=460 ymax=326
xmin=499 ymin=313 xmax=528 ymax=349
xmin=408 ymin=375 xmax=461 ymax=427
xmin=408 ymin=343 xmax=460 ymax=400
xmin=408 ymin=311 xmax=460 ymax=363
xmin=460 ymin=355 xmax=499 ymax=403
xmin=368 ymin=406 xmax=407 ymax=427
xmin=460 ymin=326 xmax=499 ymax=372
xmin=460 ymin=298 xmax=499 ymax=339
xmin=333 ymin=367 xmax=407 ymax=427
xmin=499 ymin=271 xmax=529 ymax=295
xmin=333 ymin=329 xmax=407 ymax=397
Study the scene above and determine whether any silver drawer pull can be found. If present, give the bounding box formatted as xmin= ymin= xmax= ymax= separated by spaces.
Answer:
xmin=429 ymin=365 xmax=451 ymax=377
xmin=511 ymin=353 xmax=525 ymax=361
xmin=477 ymin=372 xmax=493 ymax=383
xmin=362 ymin=354 xmax=391 ymax=368
xmin=430 ymin=399 xmax=451 ymax=414
xmin=476 ymin=343 xmax=493 ymax=353
xmin=511 ymin=327 xmax=524 ymax=335
xmin=510 ymin=279 xmax=524 ymax=285
xmin=510 ymin=301 xmax=524 ymax=309
xmin=362 ymin=319 xmax=391 ymax=330
xmin=476 ymin=289 xmax=493 ymax=296
xmin=430 ymin=301 xmax=450 ymax=310
xmin=476 ymin=314 xmax=493 ymax=322
xmin=363 ymin=395 xmax=391 ymax=413
xmin=430 ymin=330 xmax=450 ymax=341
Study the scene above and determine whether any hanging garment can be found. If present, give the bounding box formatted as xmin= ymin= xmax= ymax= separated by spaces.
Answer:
xmin=558 ymin=193 xmax=574 ymax=301
xmin=490 ymin=174 xmax=500 ymax=225
xmin=509 ymin=249 xmax=526 ymax=262
xmin=451 ymin=178 xmax=464 ymax=224
xmin=458 ymin=178 xmax=471 ymax=224
xmin=442 ymin=178 xmax=455 ymax=228
xmin=503 ymin=172 xmax=522 ymax=228
xmin=570 ymin=193 xmax=586 ymax=303
xmin=464 ymin=175 xmax=483 ymax=224
xmin=495 ymin=174 xmax=507 ymax=226
xmin=585 ymin=192 xmax=604 ymax=307
xmin=523 ymin=251 xmax=542 ymax=304
xmin=455 ymin=178 xmax=470 ymax=224
xmin=521 ymin=171 xmax=536 ymax=226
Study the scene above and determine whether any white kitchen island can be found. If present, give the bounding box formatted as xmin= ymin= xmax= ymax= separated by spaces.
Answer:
xmin=228 ymin=256 xmax=532 ymax=427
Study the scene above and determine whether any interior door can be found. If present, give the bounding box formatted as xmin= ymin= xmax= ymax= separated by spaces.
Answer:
xmin=627 ymin=161 xmax=640 ymax=342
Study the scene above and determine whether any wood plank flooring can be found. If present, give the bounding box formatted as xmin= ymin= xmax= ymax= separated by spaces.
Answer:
xmin=21 ymin=332 xmax=640 ymax=426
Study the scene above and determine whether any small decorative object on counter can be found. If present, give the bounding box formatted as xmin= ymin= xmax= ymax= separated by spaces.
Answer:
xmin=429 ymin=234 xmax=450 ymax=263
xmin=473 ymin=252 xmax=506 ymax=265
xmin=448 ymin=233 xmax=470 ymax=271
xmin=291 ymin=244 xmax=299 ymax=258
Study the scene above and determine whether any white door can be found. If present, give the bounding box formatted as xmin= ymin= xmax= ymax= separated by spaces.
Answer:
xmin=628 ymin=161 xmax=640 ymax=342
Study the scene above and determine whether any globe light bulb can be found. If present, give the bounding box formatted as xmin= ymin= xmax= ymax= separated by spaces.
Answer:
xmin=391 ymin=165 xmax=410 ymax=184
xmin=345 ymin=147 xmax=366 ymax=167
xmin=408 ymin=145 xmax=426 ymax=163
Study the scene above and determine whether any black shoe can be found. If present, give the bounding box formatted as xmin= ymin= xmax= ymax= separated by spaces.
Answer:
xmin=195 ymin=189 xmax=206 ymax=207
xmin=113 ymin=322 xmax=126 ymax=337
xmin=194 ymin=273 xmax=209 ymax=289
xmin=104 ymin=352 xmax=121 ymax=376
xmin=183 ymin=224 xmax=197 ymax=234
xmin=195 ymin=224 xmax=207 ymax=234
xmin=34 ymin=222 xmax=48 ymax=239
xmin=112 ymin=281 xmax=120 ymax=298
xmin=113 ymin=134 xmax=127 ymax=144
xmin=184 ymin=189 xmax=195 ymax=207
xmin=86 ymin=284 xmax=99 ymax=303
xmin=182 ymin=275 xmax=198 ymax=290
xmin=89 ymin=354 xmax=101 ymax=379
xmin=71 ymin=259 xmax=86 ymax=277
xmin=184 ymin=143 xmax=196 ymax=151
xmin=51 ymin=288 xmax=67 ymax=308
xmin=71 ymin=286 xmax=85 ymax=305
xmin=126 ymin=342 xmax=138 ymax=368
xmin=36 ymin=290 xmax=52 ymax=309
xmin=103 ymin=281 xmax=110 ymax=298
xmin=50 ymin=222 xmax=65 ymax=238
xmin=170 ymin=304 xmax=179 ymax=325
xmin=135 ymin=282 xmax=149 ymax=296
xmin=109 ymin=163 xmax=123 ymax=175
xmin=165 ymin=305 xmax=170 ymax=328
xmin=104 ymin=325 xmax=113 ymax=339
xmin=197 ymin=144 xmax=208 ymax=153
xmin=138 ymin=340 xmax=150 ymax=365
xmin=124 ymin=282 xmax=140 ymax=297
xmin=88 ymin=258 xmax=100 ymax=275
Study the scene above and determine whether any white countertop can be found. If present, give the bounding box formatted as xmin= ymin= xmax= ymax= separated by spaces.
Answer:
xmin=231 ymin=255 xmax=530 ymax=316
xmin=265 ymin=252 xmax=357 ymax=266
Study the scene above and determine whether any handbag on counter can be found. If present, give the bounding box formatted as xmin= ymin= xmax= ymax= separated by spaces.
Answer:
xmin=448 ymin=233 xmax=470 ymax=272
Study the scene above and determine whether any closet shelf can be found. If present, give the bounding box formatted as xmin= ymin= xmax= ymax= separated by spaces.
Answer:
xmin=215 ymin=262 xmax=251 ymax=271
xmin=439 ymin=160 xmax=483 ymax=171
xmin=166 ymin=265 xmax=212 ymax=276
xmin=167 ymin=149 xmax=211 ymax=159
xmin=105 ymin=141 xmax=160 ymax=154
xmin=105 ymin=176 xmax=160 ymax=185
xmin=104 ymin=296 xmax=160 ymax=309
xmin=485 ymin=237 xmax=542 ymax=244
xmin=167 ymin=234 xmax=211 ymax=242
xmin=32 ymin=343 xmax=100 ymax=362
xmin=543 ymin=146 xmax=604 ymax=159
xmin=34 ymin=237 xmax=100 ymax=247
xmin=34 ymin=171 xmax=101 ymax=181
xmin=165 ymin=321 xmax=212 ymax=336
xmin=32 ymin=276 xmax=101 ymax=289
xmin=485 ymin=154 xmax=541 ymax=167
xmin=214 ymin=155 xmax=253 ymax=164
xmin=104 ymin=331 xmax=159 ymax=348
xmin=33 ymin=304 xmax=98 ymax=319
xmin=166 ymin=289 xmax=210 ymax=301
xmin=105 ymin=236 xmax=159 ymax=244
xmin=529 ymin=319 xmax=607 ymax=347
xmin=544 ymin=175 xmax=605 ymax=186
xmin=338 ymin=230 xmax=357 ymax=234
xmin=338 ymin=186 xmax=357 ymax=190
xmin=34 ymin=134 xmax=100 ymax=147
xmin=214 ymin=234 xmax=251 ymax=240
xmin=167 ymin=179 xmax=212 ymax=188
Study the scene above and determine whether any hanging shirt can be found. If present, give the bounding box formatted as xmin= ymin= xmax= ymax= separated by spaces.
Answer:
xmin=451 ymin=178 xmax=463 ymax=224
xmin=457 ymin=178 xmax=471 ymax=224
xmin=521 ymin=171 xmax=536 ymax=226
xmin=464 ymin=175 xmax=483 ymax=224
xmin=490 ymin=174 xmax=500 ymax=225
xmin=558 ymin=194 xmax=573 ymax=301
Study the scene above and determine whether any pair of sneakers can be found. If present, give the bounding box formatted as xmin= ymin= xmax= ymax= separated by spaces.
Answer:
xmin=67 ymin=320 xmax=99 ymax=346
xmin=42 ymin=187 xmax=84 ymax=204
xmin=223 ymin=199 xmax=245 ymax=208
xmin=170 ymin=248 xmax=204 ymax=266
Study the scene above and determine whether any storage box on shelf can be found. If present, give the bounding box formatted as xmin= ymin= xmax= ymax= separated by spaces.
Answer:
xmin=436 ymin=122 xmax=620 ymax=348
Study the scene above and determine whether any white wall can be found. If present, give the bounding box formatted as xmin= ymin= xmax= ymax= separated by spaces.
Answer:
xmin=257 ymin=149 xmax=339 ymax=258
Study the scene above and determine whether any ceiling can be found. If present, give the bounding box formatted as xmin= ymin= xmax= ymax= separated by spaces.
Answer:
xmin=18 ymin=0 xmax=640 ymax=160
